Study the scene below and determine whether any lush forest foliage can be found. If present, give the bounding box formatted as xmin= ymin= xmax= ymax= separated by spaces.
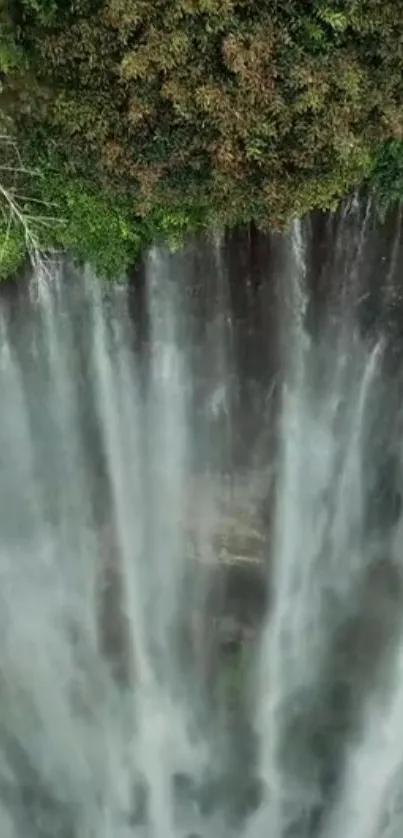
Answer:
xmin=1 ymin=0 xmax=403 ymax=278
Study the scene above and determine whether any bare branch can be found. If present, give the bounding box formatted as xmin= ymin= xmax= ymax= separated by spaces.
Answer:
xmin=0 ymin=133 xmax=62 ymax=275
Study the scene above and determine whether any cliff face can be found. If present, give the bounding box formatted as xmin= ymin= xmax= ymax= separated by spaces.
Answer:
xmin=2 ymin=200 xmax=403 ymax=676
xmin=1 ymin=201 xmax=403 ymax=838
xmin=97 ymin=472 xmax=271 ymax=683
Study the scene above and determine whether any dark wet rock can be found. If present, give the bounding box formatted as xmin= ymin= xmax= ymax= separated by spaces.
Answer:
xmin=194 ymin=771 xmax=264 ymax=826
xmin=172 ymin=771 xmax=198 ymax=808
xmin=214 ymin=615 xmax=245 ymax=647
xmin=129 ymin=779 xmax=148 ymax=827
xmin=0 ymin=732 xmax=75 ymax=838
xmin=196 ymin=775 xmax=224 ymax=818
xmin=240 ymin=777 xmax=265 ymax=816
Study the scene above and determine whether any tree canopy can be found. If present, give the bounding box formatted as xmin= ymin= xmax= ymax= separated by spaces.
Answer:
xmin=1 ymin=0 xmax=403 ymax=276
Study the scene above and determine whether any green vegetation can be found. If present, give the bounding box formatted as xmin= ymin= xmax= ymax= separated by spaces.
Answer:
xmin=1 ymin=0 xmax=403 ymax=278
xmin=0 ymin=227 xmax=25 ymax=280
xmin=371 ymin=140 xmax=403 ymax=217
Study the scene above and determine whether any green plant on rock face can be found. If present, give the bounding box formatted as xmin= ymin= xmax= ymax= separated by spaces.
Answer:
xmin=0 ymin=37 xmax=23 ymax=73
xmin=371 ymin=140 xmax=403 ymax=217
xmin=317 ymin=8 xmax=349 ymax=33
xmin=0 ymin=0 xmax=26 ymax=75
xmin=16 ymin=0 xmax=58 ymax=25
xmin=26 ymin=167 xmax=150 ymax=278
xmin=46 ymin=182 xmax=141 ymax=279
xmin=0 ymin=227 xmax=26 ymax=280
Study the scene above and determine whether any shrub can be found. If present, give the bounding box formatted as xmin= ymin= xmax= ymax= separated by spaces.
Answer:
xmin=371 ymin=140 xmax=403 ymax=217
xmin=0 ymin=226 xmax=26 ymax=280
xmin=0 ymin=0 xmax=402 ymax=276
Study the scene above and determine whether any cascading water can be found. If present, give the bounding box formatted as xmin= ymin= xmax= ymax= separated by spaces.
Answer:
xmin=251 ymin=207 xmax=403 ymax=838
xmin=0 ymin=256 xmax=215 ymax=838
xmin=0 ymin=205 xmax=403 ymax=838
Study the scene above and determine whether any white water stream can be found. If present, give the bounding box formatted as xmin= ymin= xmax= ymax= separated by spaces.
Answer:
xmin=0 ymin=214 xmax=402 ymax=838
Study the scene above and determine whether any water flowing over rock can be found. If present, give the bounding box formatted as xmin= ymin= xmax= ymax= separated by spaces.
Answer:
xmin=0 ymin=202 xmax=403 ymax=837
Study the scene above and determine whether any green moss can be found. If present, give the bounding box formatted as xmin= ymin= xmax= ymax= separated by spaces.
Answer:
xmin=371 ymin=140 xmax=403 ymax=217
xmin=38 ymin=176 xmax=144 ymax=279
xmin=0 ymin=227 xmax=26 ymax=280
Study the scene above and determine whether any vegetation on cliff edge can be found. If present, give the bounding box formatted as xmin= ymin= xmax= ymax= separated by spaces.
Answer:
xmin=1 ymin=0 xmax=403 ymax=278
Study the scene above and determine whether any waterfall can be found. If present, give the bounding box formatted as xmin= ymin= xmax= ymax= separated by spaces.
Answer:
xmin=0 ymin=204 xmax=402 ymax=838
